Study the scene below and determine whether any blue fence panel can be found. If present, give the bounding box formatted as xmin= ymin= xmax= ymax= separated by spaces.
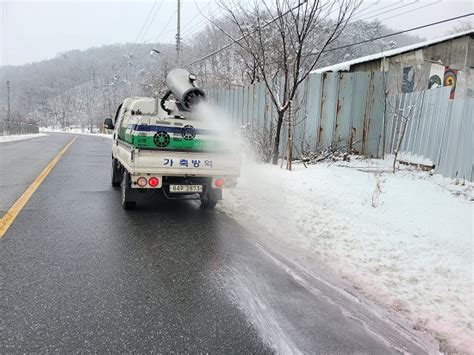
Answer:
xmin=351 ymin=72 xmax=371 ymax=154
xmin=334 ymin=73 xmax=354 ymax=149
xmin=386 ymin=86 xmax=472 ymax=181
xmin=256 ymin=82 xmax=265 ymax=128
xmin=365 ymin=71 xmax=385 ymax=156
xmin=319 ymin=73 xmax=339 ymax=149
xmin=293 ymin=79 xmax=307 ymax=154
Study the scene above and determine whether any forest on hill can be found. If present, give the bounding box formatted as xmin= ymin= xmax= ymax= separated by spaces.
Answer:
xmin=0 ymin=15 xmax=422 ymax=130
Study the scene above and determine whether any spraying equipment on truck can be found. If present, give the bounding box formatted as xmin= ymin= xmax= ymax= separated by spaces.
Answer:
xmin=104 ymin=68 xmax=240 ymax=210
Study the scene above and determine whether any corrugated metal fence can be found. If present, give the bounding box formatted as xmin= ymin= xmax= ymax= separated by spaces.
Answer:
xmin=385 ymin=87 xmax=473 ymax=181
xmin=208 ymin=72 xmax=385 ymax=156
xmin=207 ymin=72 xmax=472 ymax=181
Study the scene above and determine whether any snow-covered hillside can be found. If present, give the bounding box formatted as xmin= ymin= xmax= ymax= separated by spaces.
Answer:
xmin=219 ymin=157 xmax=473 ymax=353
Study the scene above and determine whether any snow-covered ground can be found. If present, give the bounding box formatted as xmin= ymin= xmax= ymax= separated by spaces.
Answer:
xmin=219 ymin=156 xmax=473 ymax=353
xmin=0 ymin=133 xmax=47 ymax=143
xmin=40 ymin=127 xmax=112 ymax=139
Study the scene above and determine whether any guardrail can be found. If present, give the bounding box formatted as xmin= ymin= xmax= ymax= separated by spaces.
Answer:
xmin=0 ymin=122 xmax=40 ymax=136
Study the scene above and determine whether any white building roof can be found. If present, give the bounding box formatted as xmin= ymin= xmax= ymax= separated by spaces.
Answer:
xmin=311 ymin=29 xmax=473 ymax=74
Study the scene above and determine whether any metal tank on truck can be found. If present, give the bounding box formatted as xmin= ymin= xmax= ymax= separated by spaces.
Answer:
xmin=104 ymin=68 xmax=241 ymax=210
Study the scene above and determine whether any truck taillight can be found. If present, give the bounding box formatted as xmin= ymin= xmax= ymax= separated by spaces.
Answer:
xmin=149 ymin=177 xmax=159 ymax=187
xmin=215 ymin=178 xmax=225 ymax=188
xmin=136 ymin=177 xmax=147 ymax=187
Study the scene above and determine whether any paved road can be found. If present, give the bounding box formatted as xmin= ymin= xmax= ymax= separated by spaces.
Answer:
xmin=0 ymin=134 xmax=434 ymax=353
xmin=0 ymin=134 xmax=72 ymax=215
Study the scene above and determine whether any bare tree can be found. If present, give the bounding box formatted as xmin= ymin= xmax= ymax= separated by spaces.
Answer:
xmin=57 ymin=93 xmax=75 ymax=129
xmin=446 ymin=20 xmax=472 ymax=35
xmin=208 ymin=0 xmax=359 ymax=166
xmin=391 ymin=104 xmax=414 ymax=173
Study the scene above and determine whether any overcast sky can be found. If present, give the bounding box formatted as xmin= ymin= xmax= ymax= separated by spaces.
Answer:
xmin=1 ymin=0 xmax=473 ymax=66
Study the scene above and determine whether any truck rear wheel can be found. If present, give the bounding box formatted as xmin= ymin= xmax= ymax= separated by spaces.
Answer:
xmin=200 ymin=189 xmax=218 ymax=210
xmin=121 ymin=170 xmax=136 ymax=210
xmin=111 ymin=158 xmax=122 ymax=187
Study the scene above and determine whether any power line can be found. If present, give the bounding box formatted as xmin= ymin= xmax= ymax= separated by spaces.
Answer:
xmin=185 ymin=0 xmax=310 ymax=67
xmin=180 ymin=2 xmax=227 ymax=39
xmin=180 ymin=1 xmax=212 ymax=34
xmin=351 ymin=0 xmax=383 ymax=19
xmin=121 ymin=1 xmax=158 ymax=60
xmin=145 ymin=2 xmax=216 ymax=44
xmin=310 ymin=13 xmax=473 ymax=55
xmin=345 ymin=1 xmax=420 ymax=31
xmin=376 ymin=1 xmax=439 ymax=23
xmin=121 ymin=0 xmax=165 ymax=69
xmin=136 ymin=0 xmax=165 ymax=45
xmin=181 ymin=17 xmax=210 ymax=38
xmin=132 ymin=0 xmax=159 ymax=46
xmin=184 ymin=10 xmax=472 ymax=67
xmin=111 ymin=1 xmax=166 ymax=86
xmin=117 ymin=0 xmax=176 ymax=70
xmin=352 ymin=1 xmax=401 ymax=20
xmin=356 ymin=0 xmax=420 ymax=22
xmin=181 ymin=10 xmax=222 ymax=39
xmin=182 ymin=1 xmax=423 ymax=43
xmin=146 ymin=9 xmax=177 ymax=43
xmin=184 ymin=0 xmax=429 ymax=67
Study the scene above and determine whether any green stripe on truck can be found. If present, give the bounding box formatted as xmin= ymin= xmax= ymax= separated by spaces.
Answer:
xmin=123 ymin=132 xmax=226 ymax=151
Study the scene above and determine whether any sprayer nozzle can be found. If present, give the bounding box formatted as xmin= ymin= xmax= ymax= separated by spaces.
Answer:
xmin=166 ymin=68 xmax=206 ymax=111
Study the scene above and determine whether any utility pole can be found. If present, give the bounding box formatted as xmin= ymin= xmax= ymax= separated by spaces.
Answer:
xmin=6 ymin=81 xmax=11 ymax=131
xmin=176 ymin=0 xmax=181 ymax=67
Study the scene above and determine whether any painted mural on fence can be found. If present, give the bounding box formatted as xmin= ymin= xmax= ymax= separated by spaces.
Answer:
xmin=428 ymin=64 xmax=444 ymax=89
xmin=443 ymin=66 xmax=458 ymax=100
xmin=402 ymin=66 xmax=416 ymax=93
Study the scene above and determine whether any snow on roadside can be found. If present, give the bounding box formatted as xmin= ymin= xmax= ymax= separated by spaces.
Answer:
xmin=0 ymin=133 xmax=47 ymax=143
xmin=40 ymin=127 xmax=112 ymax=139
xmin=219 ymin=157 xmax=473 ymax=353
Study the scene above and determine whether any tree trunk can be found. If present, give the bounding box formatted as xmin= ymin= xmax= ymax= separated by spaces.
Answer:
xmin=287 ymin=101 xmax=293 ymax=171
xmin=272 ymin=110 xmax=285 ymax=165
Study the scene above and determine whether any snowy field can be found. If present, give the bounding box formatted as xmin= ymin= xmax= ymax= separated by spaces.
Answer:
xmin=0 ymin=133 xmax=47 ymax=143
xmin=219 ymin=157 xmax=473 ymax=353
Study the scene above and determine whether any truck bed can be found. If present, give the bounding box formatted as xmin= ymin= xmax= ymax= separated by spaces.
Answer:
xmin=113 ymin=140 xmax=241 ymax=177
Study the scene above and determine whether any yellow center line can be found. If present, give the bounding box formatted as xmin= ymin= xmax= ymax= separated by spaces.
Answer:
xmin=0 ymin=136 xmax=77 ymax=239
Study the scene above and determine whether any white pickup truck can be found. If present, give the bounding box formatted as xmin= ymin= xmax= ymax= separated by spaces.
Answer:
xmin=104 ymin=69 xmax=240 ymax=210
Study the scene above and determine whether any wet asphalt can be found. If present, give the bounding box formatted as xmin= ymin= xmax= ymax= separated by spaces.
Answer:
xmin=0 ymin=134 xmax=72 ymax=215
xmin=0 ymin=134 xmax=435 ymax=353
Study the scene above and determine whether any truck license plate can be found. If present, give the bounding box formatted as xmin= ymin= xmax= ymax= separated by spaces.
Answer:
xmin=169 ymin=184 xmax=203 ymax=193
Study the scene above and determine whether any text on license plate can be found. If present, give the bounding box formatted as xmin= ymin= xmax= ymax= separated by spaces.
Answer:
xmin=169 ymin=184 xmax=203 ymax=193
